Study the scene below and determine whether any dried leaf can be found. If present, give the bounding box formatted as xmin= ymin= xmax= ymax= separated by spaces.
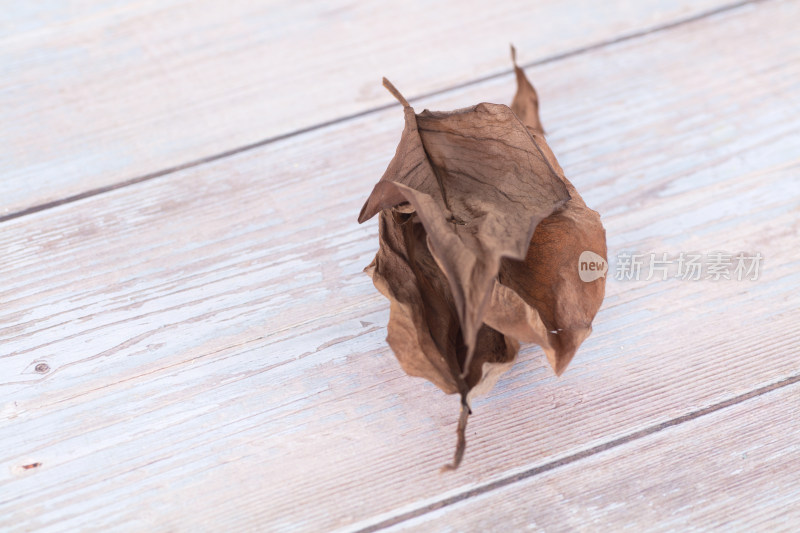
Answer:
xmin=358 ymin=47 xmax=606 ymax=470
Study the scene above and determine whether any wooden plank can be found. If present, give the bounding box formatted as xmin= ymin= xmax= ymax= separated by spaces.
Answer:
xmin=0 ymin=0 xmax=737 ymax=217
xmin=1 ymin=1 xmax=799 ymax=530
xmin=384 ymin=383 xmax=800 ymax=532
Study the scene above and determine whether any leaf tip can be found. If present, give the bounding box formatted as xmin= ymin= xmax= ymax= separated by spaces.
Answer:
xmin=510 ymin=43 xmax=517 ymax=66
xmin=357 ymin=202 xmax=369 ymax=224
xmin=551 ymin=346 xmax=579 ymax=377
xmin=382 ymin=77 xmax=410 ymax=108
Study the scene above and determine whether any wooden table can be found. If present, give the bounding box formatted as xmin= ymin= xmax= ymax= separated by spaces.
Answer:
xmin=2 ymin=1 xmax=799 ymax=531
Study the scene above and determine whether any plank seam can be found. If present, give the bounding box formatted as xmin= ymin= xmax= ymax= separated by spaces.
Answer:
xmin=0 ymin=0 xmax=763 ymax=225
xmin=354 ymin=371 xmax=800 ymax=533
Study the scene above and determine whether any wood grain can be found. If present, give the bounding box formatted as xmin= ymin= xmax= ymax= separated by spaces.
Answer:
xmin=0 ymin=0 xmax=736 ymax=217
xmin=1 ymin=1 xmax=799 ymax=531
xmin=386 ymin=383 xmax=800 ymax=532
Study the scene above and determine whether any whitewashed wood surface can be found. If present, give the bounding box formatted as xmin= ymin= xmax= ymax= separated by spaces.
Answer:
xmin=1 ymin=0 xmax=799 ymax=532
xmin=1 ymin=0 xmax=734 ymax=217
xmin=388 ymin=384 xmax=800 ymax=532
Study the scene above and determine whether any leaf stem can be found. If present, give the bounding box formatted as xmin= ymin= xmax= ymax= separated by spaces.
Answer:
xmin=440 ymin=397 xmax=471 ymax=472
xmin=382 ymin=77 xmax=410 ymax=107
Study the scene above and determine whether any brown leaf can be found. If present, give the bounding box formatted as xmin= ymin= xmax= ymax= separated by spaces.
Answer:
xmin=358 ymin=48 xmax=606 ymax=470
xmin=500 ymin=45 xmax=607 ymax=376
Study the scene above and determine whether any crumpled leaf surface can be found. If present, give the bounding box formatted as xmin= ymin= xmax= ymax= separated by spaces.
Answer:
xmin=358 ymin=47 xmax=607 ymax=470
